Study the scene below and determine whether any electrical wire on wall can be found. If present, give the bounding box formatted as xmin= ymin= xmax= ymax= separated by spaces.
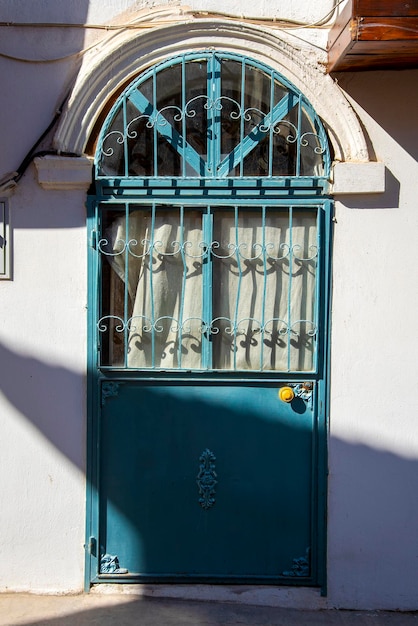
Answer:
xmin=0 ymin=0 xmax=343 ymax=192
xmin=0 ymin=91 xmax=78 ymax=193
xmin=0 ymin=0 xmax=345 ymax=63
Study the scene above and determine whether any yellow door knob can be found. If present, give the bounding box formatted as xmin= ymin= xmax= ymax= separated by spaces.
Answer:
xmin=279 ymin=386 xmax=295 ymax=403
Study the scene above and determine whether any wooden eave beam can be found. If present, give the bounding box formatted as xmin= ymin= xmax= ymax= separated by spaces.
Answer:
xmin=327 ymin=0 xmax=418 ymax=72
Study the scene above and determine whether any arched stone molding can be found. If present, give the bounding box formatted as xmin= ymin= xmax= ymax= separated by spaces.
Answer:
xmin=54 ymin=15 xmax=370 ymax=166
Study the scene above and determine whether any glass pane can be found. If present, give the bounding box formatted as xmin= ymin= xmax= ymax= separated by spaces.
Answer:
xmin=155 ymin=65 xmax=183 ymax=176
xmin=299 ymin=106 xmax=326 ymax=176
xmin=98 ymin=206 xmax=131 ymax=366
xmin=225 ymin=65 xmax=299 ymax=177
xmin=272 ymin=102 xmax=299 ymax=176
xmin=125 ymin=97 xmax=154 ymax=176
xmin=220 ymin=59 xmax=242 ymax=162
xmin=185 ymin=59 xmax=208 ymax=162
xmin=99 ymin=205 xmax=206 ymax=368
xmin=127 ymin=73 xmax=184 ymax=177
xmin=241 ymin=66 xmax=271 ymax=177
xmin=99 ymin=204 xmax=318 ymax=372
xmin=97 ymin=55 xmax=328 ymax=178
xmin=99 ymin=108 xmax=126 ymax=177
xmin=211 ymin=207 xmax=318 ymax=371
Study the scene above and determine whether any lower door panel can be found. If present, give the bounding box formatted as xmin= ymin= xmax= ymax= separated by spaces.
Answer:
xmin=98 ymin=381 xmax=316 ymax=582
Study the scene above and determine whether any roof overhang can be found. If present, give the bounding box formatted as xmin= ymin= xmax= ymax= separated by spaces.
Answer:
xmin=328 ymin=0 xmax=418 ymax=72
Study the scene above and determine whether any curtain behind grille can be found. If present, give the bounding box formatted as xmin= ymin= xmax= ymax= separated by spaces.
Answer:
xmin=103 ymin=207 xmax=317 ymax=371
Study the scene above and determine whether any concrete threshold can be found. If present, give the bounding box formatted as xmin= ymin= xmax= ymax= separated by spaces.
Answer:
xmin=1 ymin=592 xmax=418 ymax=626
xmin=91 ymin=583 xmax=328 ymax=609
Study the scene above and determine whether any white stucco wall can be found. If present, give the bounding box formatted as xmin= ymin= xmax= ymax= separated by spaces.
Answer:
xmin=1 ymin=0 xmax=418 ymax=609
xmin=328 ymin=69 xmax=418 ymax=609
xmin=0 ymin=170 xmax=88 ymax=592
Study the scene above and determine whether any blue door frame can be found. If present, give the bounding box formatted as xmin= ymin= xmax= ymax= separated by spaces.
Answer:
xmin=85 ymin=51 xmax=332 ymax=591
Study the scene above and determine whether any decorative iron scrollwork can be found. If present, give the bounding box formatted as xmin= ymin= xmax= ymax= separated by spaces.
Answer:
xmin=279 ymin=382 xmax=314 ymax=404
xmin=97 ymin=52 xmax=329 ymax=179
xmin=197 ymin=449 xmax=217 ymax=510
xmin=282 ymin=548 xmax=310 ymax=577
xmin=101 ymin=381 xmax=120 ymax=405
xmin=99 ymin=553 xmax=128 ymax=574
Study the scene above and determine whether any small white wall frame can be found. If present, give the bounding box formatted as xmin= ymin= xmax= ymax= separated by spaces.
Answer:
xmin=0 ymin=200 xmax=10 ymax=279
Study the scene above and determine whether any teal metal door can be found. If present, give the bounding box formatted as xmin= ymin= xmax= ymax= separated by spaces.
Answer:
xmin=87 ymin=52 xmax=331 ymax=587
xmin=100 ymin=384 xmax=315 ymax=580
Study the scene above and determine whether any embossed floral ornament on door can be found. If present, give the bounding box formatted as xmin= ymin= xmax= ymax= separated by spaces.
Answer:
xmin=197 ymin=449 xmax=218 ymax=510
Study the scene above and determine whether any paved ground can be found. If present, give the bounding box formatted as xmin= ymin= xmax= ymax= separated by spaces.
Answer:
xmin=0 ymin=594 xmax=417 ymax=626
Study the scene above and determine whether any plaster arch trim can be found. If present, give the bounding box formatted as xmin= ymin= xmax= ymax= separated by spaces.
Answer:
xmin=54 ymin=17 xmax=370 ymax=165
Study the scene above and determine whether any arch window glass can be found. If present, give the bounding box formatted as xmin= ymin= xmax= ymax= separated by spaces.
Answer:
xmin=97 ymin=52 xmax=330 ymax=179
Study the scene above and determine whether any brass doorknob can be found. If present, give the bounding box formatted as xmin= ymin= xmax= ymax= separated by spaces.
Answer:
xmin=278 ymin=386 xmax=295 ymax=403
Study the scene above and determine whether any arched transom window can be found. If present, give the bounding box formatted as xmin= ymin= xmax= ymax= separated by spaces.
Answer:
xmin=97 ymin=52 xmax=330 ymax=179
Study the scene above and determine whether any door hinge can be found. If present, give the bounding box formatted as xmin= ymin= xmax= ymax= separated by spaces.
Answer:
xmin=85 ymin=536 xmax=97 ymax=556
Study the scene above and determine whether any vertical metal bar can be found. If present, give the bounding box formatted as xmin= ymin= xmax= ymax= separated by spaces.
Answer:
xmin=86 ymin=197 xmax=100 ymax=589
xmin=150 ymin=203 xmax=156 ymax=368
xmin=260 ymin=205 xmax=267 ymax=370
xmin=316 ymin=198 xmax=332 ymax=592
xmin=296 ymin=94 xmax=302 ymax=177
xmin=301 ymin=100 xmax=329 ymax=177
xmin=316 ymin=110 xmax=330 ymax=177
xmin=95 ymin=202 xmax=101 ymax=369
xmin=207 ymin=207 xmax=213 ymax=370
xmin=153 ymin=69 xmax=158 ymax=177
xmin=202 ymin=207 xmax=212 ymax=370
xmin=181 ymin=56 xmax=186 ymax=178
xmin=206 ymin=54 xmax=213 ymax=177
xmin=287 ymin=206 xmax=293 ymax=372
xmin=208 ymin=52 xmax=222 ymax=177
xmin=214 ymin=53 xmax=222 ymax=177
xmin=239 ymin=60 xmax=245 ymax=177
xmin=123 ymin=96 xmax=129 ymax=178
xmin=313 ymin=205 xmax=321 ymax=372
xmin=233 ymin=205 xmax=241 ymax=371
xmin=124 ymin=203 xmax=129 ymax=368
xmin=178 ymin=206 xmax=185 ymax=368
xmin=268 ymin=75 xmax=274 ymax=177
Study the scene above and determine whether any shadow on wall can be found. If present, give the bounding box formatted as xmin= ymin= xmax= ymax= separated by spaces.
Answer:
xmin=334 ymin=68 xmax=418 ymax=211
xmin=328 ymin=437 xmax=418 ymax=608
xmin=1 ymin=338 xmax=418 ymax=602
xmin=336 ymin=166 xmax=401 ymax=211
xmin=336 ymin=69 xmax=418 ymax=164
xmin=0 ymin=340 xmax=85 ymax=469
xmin=0 ymin=0 xmax=91 ymax=176
xmin=11 ymin=169 xmax=88 ymax=229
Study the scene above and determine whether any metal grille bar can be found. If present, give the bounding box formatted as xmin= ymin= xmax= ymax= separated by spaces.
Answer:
xmin=96 ymin=52 xmax=330 ymax=181
xmin=97 ymin=203 xmax=321 ymax=373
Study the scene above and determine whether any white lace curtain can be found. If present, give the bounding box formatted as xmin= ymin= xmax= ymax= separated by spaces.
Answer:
xmin=104 ymin=207 xmax=318 ymax=371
